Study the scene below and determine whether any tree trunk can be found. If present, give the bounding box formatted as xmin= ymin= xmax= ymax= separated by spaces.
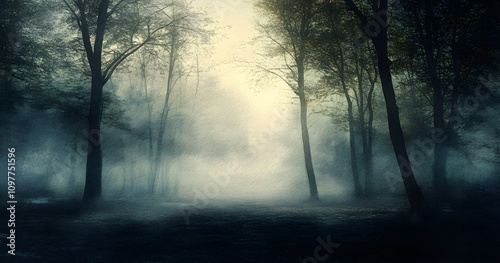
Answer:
xmin=153 ymin=32 xmax=178 ymax=195
xmin=298 ymin=61 xmax=319 ymax=201
xmin=143 ymin=65 xmax=155 ymax=187
xmin=374 ymin=39 xmax=428 ymax=214
xmin=365 ymin=77 xmax=375 ymax=196
xmin=299 ymin=94 xmax=319 ymax=201
xmin=140 ymin=58 xmax=154 ymax=157
xmin=83 ymin=75 xmax=105 ymax=203
xmin=439 ymin=21 xmax=462 ymax=200
xmin=347 ymin=97 xmax=362 ymax=197
xmin=416 ymin=0 xmax=448 ymax=198
xmin=76 ymin=0 xmax=109 ymax=204
xmin=424 ymin=42 xmax=448 ymax=198
xmin=361 ymin=39 xmax=377 ymax=196
xmin=69 ymin=139 xmax=78 ymax=192
xmin=340 ymin=77 xmax=362 ymax=197
xmin=355 ymin=59 xmax=370 ymax=196
xmin=344 ymin=0 xmax=427 ymax=215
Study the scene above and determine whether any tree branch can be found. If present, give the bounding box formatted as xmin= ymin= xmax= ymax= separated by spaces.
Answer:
xmin=344 ymin=0 xmax=369 ymax=26
xmin=254 ymin=63 xmax=298 ymax=95
xmin=63 ymin=0 xmax=81 ymax=28
xmin=107 ymin=0 xmax=128 ymax=18
xmin=103 ymin=16 xmax=187 ymax=81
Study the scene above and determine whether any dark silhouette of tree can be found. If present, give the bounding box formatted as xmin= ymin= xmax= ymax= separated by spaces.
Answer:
xmin=63 ymin=0 xmax=182 ymax=203
xmin=395 ymin=0 xmax=500 ymax=200
xmin=344 ymin=0 xmax=428 ymax=215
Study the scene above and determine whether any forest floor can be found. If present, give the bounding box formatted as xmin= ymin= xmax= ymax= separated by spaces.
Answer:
xmin=0 ymin=196 xmax=499 ymax=263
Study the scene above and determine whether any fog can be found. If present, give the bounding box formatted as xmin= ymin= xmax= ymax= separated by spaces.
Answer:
xmin=1 ymin=0 xmax=497 ymax=210
xmin=7 ymin=71 xmax=498 ymax=202
xmin=8 ymin=72 xmax=350 ymax=202
xmin=1 ymin=0 xmax=499 ymax=261
xmin=1 ymin=0 xmax=350 ymax=203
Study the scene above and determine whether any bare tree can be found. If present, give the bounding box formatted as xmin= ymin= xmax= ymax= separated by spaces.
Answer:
xmin=132 ymin=2 xmax=210 ymax=195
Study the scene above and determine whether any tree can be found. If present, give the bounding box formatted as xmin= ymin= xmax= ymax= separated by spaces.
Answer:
xmin=0 ymin=0 xmax=53 ymax=114
xmin=397 ymin=0 xmax=500 ymax=199
xmin=310 ymin=1 xmax=378 ymax=196
xmin=133 ymin=1 xmax=210 ymax=195
xmin=354 ymin=47 xmax=378 ymax=195
xmin=63 ymin=0 xmax=182 ymax=203
xmin=309 ymin=3 xmax=361 ymax=196
xmin=256 ymin=0 xmax=319 ymax=200
xmin=153 ymin=18 xmax=182 ymax=194
xmin=344 ymin=0 xmax=428 ymax=215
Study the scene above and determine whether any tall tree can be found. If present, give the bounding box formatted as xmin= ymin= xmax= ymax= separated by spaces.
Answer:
xmin=310 ymin=2 xmax=378 ymax=196
xmin=309 ymin=3 xmax=362 ymax=196
xmin=256 ymin=0 xmax=319 ymax=200
xmin=133 ymin=2 xmax=210 ymax=195
xmin=63 ymin=0 xmax=180 ymax=202
xmin=355 ymin=47 xmax=378 ymax=195
xmin=398 ymin=0 xmax=449 ymax=198
xmin=397 ymin=0 xmax=500 ymax=199
xmin=344 ymin=0 xmax=428 ymax=214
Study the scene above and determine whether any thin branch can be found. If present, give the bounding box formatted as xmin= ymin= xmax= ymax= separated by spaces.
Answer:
xmin=262 ymin=26 xmax=296 ymax=60
xmin=107 ymin=0 xmax=128 ymax=18
xmin=63 ymin=0 xmax=81 ymax=27
xmin=103 ymin=16 xmax=187 ymax=80
xmin=255 ymin=63 xmax=298 ymax=95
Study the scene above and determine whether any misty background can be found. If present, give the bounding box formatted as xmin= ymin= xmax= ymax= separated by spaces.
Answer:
xmin=0 ymin=0 xmax=498 ymax=205
xmin=1 ymin=0 xmax=500 ymax=262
